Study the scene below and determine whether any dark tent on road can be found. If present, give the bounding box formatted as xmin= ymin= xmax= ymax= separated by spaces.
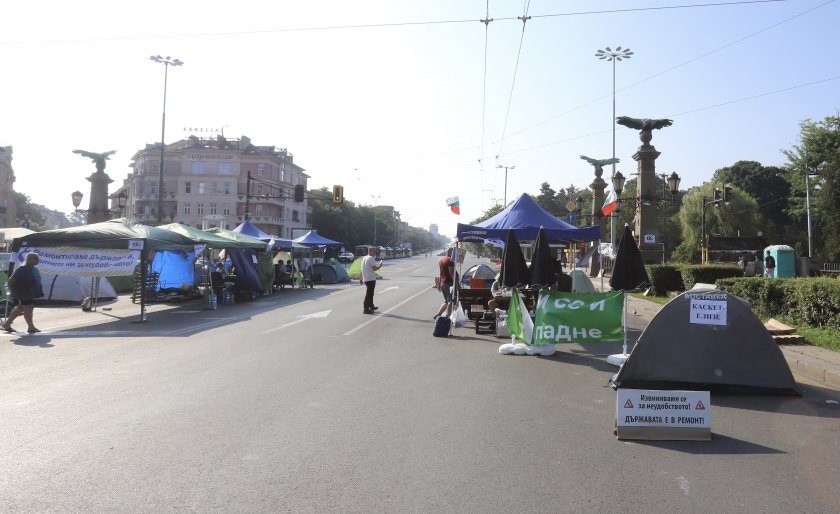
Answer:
xmin=312 ymin=262 xmax=338 ymax=284
xmin=610 ymin=289 xmax=799 ymax=395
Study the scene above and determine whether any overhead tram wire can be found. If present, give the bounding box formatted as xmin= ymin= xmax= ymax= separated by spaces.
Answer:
xmin=495 ymin=1 xmax=531 ymax=161
xmin=486 ymin=0 xmax=829 ymax=147
xmin=0 ymin=1 xmax=791 ymax=45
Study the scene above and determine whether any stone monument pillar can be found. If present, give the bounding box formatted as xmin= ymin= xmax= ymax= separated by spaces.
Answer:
xmin=73 ymin=150 xmax=116 ymax=224
xmin=589 ymin=168 xmax=607 ymax=277
xmin=633 ymin=130 xmax=663 ymax=263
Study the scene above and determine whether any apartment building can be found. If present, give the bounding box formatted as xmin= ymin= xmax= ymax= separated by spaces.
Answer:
xmin=121 ymin=134 xmax=310 ymax=237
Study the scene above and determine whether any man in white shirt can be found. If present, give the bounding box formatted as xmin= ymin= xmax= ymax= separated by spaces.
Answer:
xmin=360 ymin=246 xmax=382 ymax=314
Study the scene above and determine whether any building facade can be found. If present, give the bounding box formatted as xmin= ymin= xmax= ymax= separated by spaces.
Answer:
xmin=0 ymin=146 xmax=17 ymax=228
xmin=121 ymin=134 xmax=310 ymax=237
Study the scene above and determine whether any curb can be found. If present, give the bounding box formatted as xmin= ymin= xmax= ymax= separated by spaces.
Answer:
xmin=780 ymin=347 xmax=840 ymax=390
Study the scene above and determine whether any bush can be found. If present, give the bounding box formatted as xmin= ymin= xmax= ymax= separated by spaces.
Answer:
xmin=715 ymin=277 xmax=840 ymax=329
xmin=645 ymin=265 xmax=685 ymax=296
xmin=680 ymin=265 xmax=743 ymax=291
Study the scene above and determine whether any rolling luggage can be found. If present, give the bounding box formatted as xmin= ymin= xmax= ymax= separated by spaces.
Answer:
xmin=433 ymin=316 xmax=451 ymax=337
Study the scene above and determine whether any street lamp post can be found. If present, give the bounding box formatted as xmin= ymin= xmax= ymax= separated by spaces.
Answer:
xmin=371 ymin=195 xmax=380 ymax=246
xmin=496 ymin=164 xmax=515 ymax=206
xmin=805 ymin=172 xmax=818 ymax=258
xmin=149 ymin=55 xmax=184 ymax=225
xmin=595 ymin=46 xmax=633 ymax=249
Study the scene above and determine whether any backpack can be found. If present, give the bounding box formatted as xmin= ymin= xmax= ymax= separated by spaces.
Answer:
xmin=433 ymin=316 xmax=451 ymax=337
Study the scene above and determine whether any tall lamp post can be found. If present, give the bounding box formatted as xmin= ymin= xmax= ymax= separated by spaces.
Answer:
xmin=805 ymin=171 xmax=819 ymax=258
xmin=149 ymin=55 xmax=184 ymax=225
xmin=371 ymin=195 xmax=381 ymax=247
xmin=496 ymin=164 xmax=515 ymax=206
xmin=595 ymin=46 xmax=633 ymax=249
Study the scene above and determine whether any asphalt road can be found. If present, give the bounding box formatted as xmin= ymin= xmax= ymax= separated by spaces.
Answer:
xmin=1 ymin=255 xmax=838 ymax=513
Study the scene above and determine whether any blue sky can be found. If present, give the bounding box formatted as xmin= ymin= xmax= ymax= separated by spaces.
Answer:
xmin=1 ymin=0 xmax=837 ymax=236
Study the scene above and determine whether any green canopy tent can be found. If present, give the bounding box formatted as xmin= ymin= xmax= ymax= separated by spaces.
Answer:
xmin=11 ymin=218 xmax=199 ymax=321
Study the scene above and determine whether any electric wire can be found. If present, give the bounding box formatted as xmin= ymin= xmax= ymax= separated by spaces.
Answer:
xmin=495 ymin=0 xmax=531 ymax=160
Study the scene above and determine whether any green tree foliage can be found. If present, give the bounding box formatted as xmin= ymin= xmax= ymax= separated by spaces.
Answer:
xmin=712 ymin=160 xmax=792 ymax=244
xmin=783 ymin=114 xmax=840 ymax=260
xmin=14 ymin=192 xmax=46 ymax=230
xmin=678 ymin=183 xmax=760 ymax=257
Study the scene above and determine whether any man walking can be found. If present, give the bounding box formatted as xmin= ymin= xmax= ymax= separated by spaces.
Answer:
xmin=764 ymin=250 xmax=776 ymax=278
xmin=360 ymin=246 xmax=382 ymax=314
xmin=433 ymin=247 xmax=456 ymax=319
xmin=2 ymin=253 xmax=44 ymax=334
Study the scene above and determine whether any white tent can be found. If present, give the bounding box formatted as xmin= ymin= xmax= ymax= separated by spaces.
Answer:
xmin=37 ymin=273 xmax=118 ymax=303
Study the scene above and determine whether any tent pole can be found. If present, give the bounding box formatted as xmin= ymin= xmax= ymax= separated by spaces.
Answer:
xmin=598 ymin=239 xmax=604 ymax=292
xmin=623 ymin=291 xmax=628 ymax=356
xmin=139 ymin=248 xmax=148 ymax=322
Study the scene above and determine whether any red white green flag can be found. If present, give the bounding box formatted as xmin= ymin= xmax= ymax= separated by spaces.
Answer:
xmin=602 ymin=188 xmax=618 ymax=216
xmin=446 ymin=196 xmax=460 ymax=215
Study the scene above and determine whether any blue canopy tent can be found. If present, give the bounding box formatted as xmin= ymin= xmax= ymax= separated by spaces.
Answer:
xmin=292 ymin=230 xmax=345 ymax=248
xmin=456 ymin=193 xmax=601 ymax=242
xmin=232 ymin=220 xmax=294 ymax=251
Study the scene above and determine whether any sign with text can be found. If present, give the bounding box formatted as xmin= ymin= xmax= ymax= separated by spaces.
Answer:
xmin=643 ymin=234 xmax=656 ymax=244
xmin=688 ymin=292 xmax=728 ymax=326
xmin=532 ymin=292 xmax=624 ymax=344
xmin=617 ymin=389 xmax=711 ymax=429
xmin=14 ymin=247 xmax=140 ymax=277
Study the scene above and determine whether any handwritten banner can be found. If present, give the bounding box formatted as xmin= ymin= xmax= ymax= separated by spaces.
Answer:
xmin=14 ymin=247 xmax=140 ymax=277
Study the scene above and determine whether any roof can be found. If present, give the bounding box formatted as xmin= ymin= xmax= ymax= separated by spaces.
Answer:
xmin=708 ymin=236 xmax=769 ymax=252
xmin=11 ymin=218 xmax=197 ymax=252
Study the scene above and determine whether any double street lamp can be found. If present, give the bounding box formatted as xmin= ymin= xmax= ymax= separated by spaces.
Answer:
xmin=610 ymin=170 xmax=680 ymax=211
xmin=149 ymin=55 xmax=184 ymax=225
xmin=595 ymin=46 xmax=633 ymax=248
xmin=71 ymin=190 xmax=127 ymax=221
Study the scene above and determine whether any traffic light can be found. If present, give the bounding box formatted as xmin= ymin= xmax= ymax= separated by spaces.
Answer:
xmin=332 ymin=185 xmax=344 ymax=204
xmin=294 ymin=184 xmax=305 ymax=202
xmin=713 ymin=187 xmax=722 ymax=203
xmin=723 ymin=184 xmax=732 ymax=204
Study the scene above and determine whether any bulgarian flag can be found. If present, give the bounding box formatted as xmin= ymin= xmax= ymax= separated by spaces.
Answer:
xmin=446 ymin=196 xmax=460 ymax=215
xmin=602 ymin=188 xmax=618 ymax=216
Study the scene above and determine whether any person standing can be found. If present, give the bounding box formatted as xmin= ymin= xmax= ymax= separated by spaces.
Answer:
xmin=2 ymin=253 xmax=44 ymax=334
xmin=433 ymin=247 xmax=456 ymax=319
xmin=764 ymin=250 xmax=776 ymax=278
xmin=360 ymin=246 xmax=382 ymax=314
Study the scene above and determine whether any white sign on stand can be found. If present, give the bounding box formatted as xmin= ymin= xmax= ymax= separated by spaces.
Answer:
xmin=688 ymin=292 xmax=728 ymax=326
xmin=616 ymin=389 xmax=711 ymax=440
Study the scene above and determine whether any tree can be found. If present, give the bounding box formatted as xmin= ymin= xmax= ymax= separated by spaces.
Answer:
xmin=782 ymin=114 xmax=840 ymax=260
xmin=534 ymin=182 xmax=560 ymax=216
xmin=712 ymin=160 xmax=792 ymax=244
xmin=13 ymin=192 xmax=46 ymax=230
xmin=677 ymin=183 xmax=760 ymax=259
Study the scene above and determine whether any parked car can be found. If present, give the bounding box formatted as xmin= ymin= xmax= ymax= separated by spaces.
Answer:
xmin=338 ymin=252 xmax=355 ymax=263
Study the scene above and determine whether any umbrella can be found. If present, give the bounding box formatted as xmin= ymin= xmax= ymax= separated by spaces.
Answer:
xmin=529 ymin=226 xmax=556 ymax=287
xmin=608 ymin=224 xmax=650 ymax=364
xmin=609 ymin=224 xmax=650 ymax=292
xmin=501 ymin=228 xmax=529 ymax=288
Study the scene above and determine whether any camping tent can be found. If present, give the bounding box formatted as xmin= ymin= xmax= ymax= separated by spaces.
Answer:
xmin=11 ymin=218 xmax=197 ymax=252
xmin=206 ymin=227 xmax=274 ymax=294
xmin=456 ymin=193 xmax=601 ymax=242
xmin=460 ymin=264 xmax=496 ymax=287
xmin=38 ymin=273 xmax=118 ymax=303
xmin=610 ymin=289 xmax=799 ymax=395
xmin=292 ymin=230 xmax=344 ymax=248
xmin=312 ymin=262 xmax=338 ymax=284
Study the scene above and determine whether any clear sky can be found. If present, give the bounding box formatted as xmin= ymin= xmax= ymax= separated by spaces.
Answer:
xmin=2 ymin=0 xmax=837 ymax=237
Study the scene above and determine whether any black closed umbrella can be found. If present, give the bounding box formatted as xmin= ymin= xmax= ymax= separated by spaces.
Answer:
xmin=501 ymin=229 xmax=529 ymax=288
xmin=529 ymin=226 xmax=555 ymax=287
xmin=609 ymin=224 xmax=650 ymax=292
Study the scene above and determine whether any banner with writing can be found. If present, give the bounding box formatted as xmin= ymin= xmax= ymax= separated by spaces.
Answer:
xmin=532 ymin=291 xmax=624 ymax=344
xmin=14 ymin=247 xmax=140 ymax=277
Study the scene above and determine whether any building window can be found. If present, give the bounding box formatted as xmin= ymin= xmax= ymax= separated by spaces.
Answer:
xmin=184 ymin=181 xmax=191 ymax=194
xmin=134 ymin=182 xmax=142 ymax=195
xmin=292 ymin=210 xmax=300 ymax=222
xmin=223 ymin=203 xmax=231 ymax=216
xmin=280 ymin=169 xmax=286 ymax=182
xmin=143 ymin=205 xmax=151 ymax=215
xmin=183 ymin=202 xmax=191 ymax=215
xmin=256 ymin=185 xmax=263 ymax=196
xmin=198 ymin=182 xmax=205 ymax=195
xmin=197 ymin=203 xmax=204 ymax=215
xmin=192 ymin=161 xmax=205 ymax=174
xmin=210 ymin=182 xmax=218 ymax=194
xmin=255 ymin=205 xmax=263 ymax=217
xmin=210 ymin=203 xmax=217 ymax=215
xmin=258 ymin=163 xmax=265 ymax=176
xmin=223 ymin=182 xmax=231 ymax=194
xmin=218 ymin=162 xmax=231 ymax=175
xmin=150 ymin=182 xmax=157 ymax=195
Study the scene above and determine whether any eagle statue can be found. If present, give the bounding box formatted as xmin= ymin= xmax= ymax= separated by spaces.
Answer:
xmin=615 ymin=116 xmax=673 ymax=131
xmin=73 ymin=149 xmax=117 ymax=171
xmin=580 ymin=155 xmax=620 ymax=167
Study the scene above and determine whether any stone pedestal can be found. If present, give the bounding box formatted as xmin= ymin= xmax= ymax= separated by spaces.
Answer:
xmin=632 ymin=136 xmax=664 ymax=264
xmin=86 ymin=170 xmax=114 ymax=224
xmin=589 ymin=174 xmax=607 ymax=277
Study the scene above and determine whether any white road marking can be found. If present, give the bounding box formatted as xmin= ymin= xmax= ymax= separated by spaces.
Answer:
xmin=261 ymin=310 xmax=332 ymax=334
xmin=343 ymin=287 xmax=431 ymax=336
xmin=378 ymin=286 xmax=400 ymax=293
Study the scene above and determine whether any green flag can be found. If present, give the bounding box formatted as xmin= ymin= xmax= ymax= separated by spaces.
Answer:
xmin=532 ymin=291 xmax=624 ymax=344
xmin=507 ymin=288 xmax=534 ymax=344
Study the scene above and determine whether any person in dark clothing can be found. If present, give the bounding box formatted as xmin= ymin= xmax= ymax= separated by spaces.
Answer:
xmin=210 ymin=262 xmax=227 ymax=301
xmin=764 ymin=250 xmax=776 ymax=278
xmin=2 ymin=253 xmax=43 ymax=334
xmin=433 ymin=247 xmax=456 ymax=319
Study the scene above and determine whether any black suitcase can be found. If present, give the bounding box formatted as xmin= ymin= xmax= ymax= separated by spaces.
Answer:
xmin=433 ymin=316 xmax=451 ymax=337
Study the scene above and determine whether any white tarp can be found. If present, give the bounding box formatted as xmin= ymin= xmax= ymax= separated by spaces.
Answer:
xmin=39 ymin=273 xmax=118 ymax=303
xmin=14 ymin=247 xmax=139 ymax=277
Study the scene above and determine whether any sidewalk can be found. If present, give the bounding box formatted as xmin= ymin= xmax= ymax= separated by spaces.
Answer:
xmin=625 ymin=294 xmax=840 ymax=391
